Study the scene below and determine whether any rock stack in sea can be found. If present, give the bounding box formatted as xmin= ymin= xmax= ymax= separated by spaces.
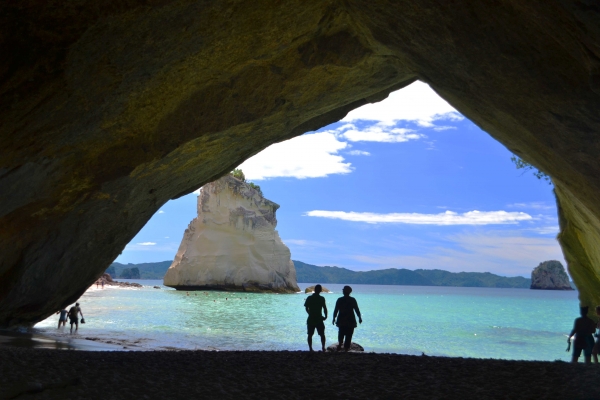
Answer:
xmin=163 ymin=174 xmax=299 ymax=293
xmin=530 ymin=260 xmax=573 ymax=290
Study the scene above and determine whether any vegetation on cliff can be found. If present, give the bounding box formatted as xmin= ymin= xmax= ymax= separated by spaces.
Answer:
xmin=231 ymin=169 xmax=262 ymax=194
xmin=109 ymin=262 xmax=171 ymax=279
xmin=293 ymin=260 xmax=532 ymax=288
xmin=110 ymin=260 xmax=534 ymax=288
xmin=510 ymin=155 xmax=552 ymax=184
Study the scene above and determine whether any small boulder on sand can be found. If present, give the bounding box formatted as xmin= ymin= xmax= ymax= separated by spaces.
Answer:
xmin=305 ymin=285 xmax=330 ymax=293
xmin=327 ymin=342 xmax=364 ymax=352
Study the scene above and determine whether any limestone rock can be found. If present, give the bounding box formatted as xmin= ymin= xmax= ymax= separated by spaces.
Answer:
xmin=327 ymin=342 xmax=364 ymax=352
xmin=4 ymin=1 xmax=600 ymax=326
xmin=530 ymin=261 xmax=573 ymax=290
xmin=163 ymin=175 xmax=299 ymax=293
xmin=305 ymin=286 xmax=331 ymax=293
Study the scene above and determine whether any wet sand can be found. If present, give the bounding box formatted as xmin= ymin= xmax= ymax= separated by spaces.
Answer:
xmin=1 ymin=346 xmax=599 ymax=399
xmin=0 ymin=330 xmax=126 ymax=352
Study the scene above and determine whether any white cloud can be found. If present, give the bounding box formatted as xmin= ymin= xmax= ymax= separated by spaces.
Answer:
xmin=286 ymin=239 xmax=309 ymax=246
xmin=285 ymin=239 xmax=331 ymax=247
xmin=158 ymin=210 xmax=165 ymax=214
xmin=507 ymin=202 xmax=555 ymax=211
xmin=233 ymin=80 xmax=465 ymax=180
xmin=238 ymin=131 xmax=351 ymax=180
xmin=342 ymin=81 xmax=463 ymax=127
xmin=338 ymin=125 xmax=422 ymax=143
xmin=526 ymin=226 xmax=560 ymax=235
xmin=123 ymin=242 xmax=178 ymax=252
xmin=305 ymin=210 xmax=533 ymax=225
xmin=346 ymin=150 xmax=371 ymax=156
xmin=165 ymin=236 xmax=170 ymax=239
xmin=350 ymin=232 xmax=565 ymax=276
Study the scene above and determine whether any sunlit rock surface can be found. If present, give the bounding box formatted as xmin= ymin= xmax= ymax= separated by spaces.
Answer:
xmin=3 ymin=1 xmax=600 ymax=325
xmin=163 ymin=176 xmax=299 ymax=293
xmin=304 ymin=285 xmax=331 ymax=293
xmin=530 ymin=260 xmax=572 ymax=290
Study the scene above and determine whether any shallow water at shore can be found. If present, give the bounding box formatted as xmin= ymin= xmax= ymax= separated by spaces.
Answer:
xmin=32 ymin=280 xmax=579 ymax=360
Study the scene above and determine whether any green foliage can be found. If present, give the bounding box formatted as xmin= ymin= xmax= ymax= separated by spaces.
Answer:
xmin=108 ymin=261 xmax=171 ymax=279
xmin=248 ymin=182 xmax=262 ymax=195
xmin=119 ymin=267 xmax=140 ymax=279
xmin=293 ymin=260 xmax=532 ymax=288
xmin=510 ymin=155 xmax=552 ymax=184
xmin=231 ymin=169 xmax=262 ymax=194
xmin=231 ymin=168 xmax=246 ymax=182
xmin=105 ymin=266 xmax=116 ymax=278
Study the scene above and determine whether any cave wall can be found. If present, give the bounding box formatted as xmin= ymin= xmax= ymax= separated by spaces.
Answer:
xmin=1 ymin=0 xmax=600 ymax=326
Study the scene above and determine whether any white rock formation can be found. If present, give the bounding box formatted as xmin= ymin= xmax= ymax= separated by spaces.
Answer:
xmin=163 ymin=175 xmax=299 ymax=293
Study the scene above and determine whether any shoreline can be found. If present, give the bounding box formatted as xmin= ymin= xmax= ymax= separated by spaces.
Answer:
xmin=0 ymin=329 xmax=127 ymax=351
xmin=1 ymin=347 xmax=598 ymax=399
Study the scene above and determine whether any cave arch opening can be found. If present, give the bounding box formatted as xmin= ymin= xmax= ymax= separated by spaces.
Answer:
xmin=28 ymin=81 xmax=579 ymax=358
xmin=115 ymin=80 xmax=564 ymax=281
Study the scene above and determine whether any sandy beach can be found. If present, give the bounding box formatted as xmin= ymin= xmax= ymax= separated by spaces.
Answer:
xmin=1 ymin=345 xmax=599 ymax=399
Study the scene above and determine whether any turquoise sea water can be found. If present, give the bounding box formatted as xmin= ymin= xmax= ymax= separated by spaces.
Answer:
xmin=35 ymin=281 xmax=580 ymax=361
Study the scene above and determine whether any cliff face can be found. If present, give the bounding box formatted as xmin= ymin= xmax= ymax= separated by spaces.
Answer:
xmin=530 ymin=260 xmax=573 ymax=290
xmin=3 ymin=1 xmax=600 ymax=325
xmin=163 ymin=176 xmax=299 ymax=293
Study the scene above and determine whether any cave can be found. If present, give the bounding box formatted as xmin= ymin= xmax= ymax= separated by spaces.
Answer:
xmin=2 ymin=1 xmax=600 ymax=328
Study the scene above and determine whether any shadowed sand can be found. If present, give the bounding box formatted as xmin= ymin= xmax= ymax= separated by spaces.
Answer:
xmin=1 ymin=347 xmax=599 ymax=399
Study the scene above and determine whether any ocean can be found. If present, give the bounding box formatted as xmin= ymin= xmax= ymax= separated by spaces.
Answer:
xmin=34 ymin=281 xmax=580 ymax=361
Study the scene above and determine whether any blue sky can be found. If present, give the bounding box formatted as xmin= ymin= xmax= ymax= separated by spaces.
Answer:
xmin=115 ymin=81 xmax=564 ymax=277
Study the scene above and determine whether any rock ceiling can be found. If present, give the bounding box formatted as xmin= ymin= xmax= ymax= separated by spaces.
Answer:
xmin=1 ymin=0 xmax=600 ymax=326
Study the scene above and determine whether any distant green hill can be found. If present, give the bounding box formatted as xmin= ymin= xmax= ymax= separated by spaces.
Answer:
xmin=107 ymin=261 xmax=171 ymax=279
xmin=106 ymin=259 xmax=534 ymax=288
xmin=293 ymin=260 xmax=532 ymax=288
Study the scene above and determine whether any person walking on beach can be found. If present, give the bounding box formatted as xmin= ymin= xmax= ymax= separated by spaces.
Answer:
xmin=68 ymin=302 xmax=84 ymax=334
xmin=56 ymin=308 xmax=68 ymax=329
xmin=304 ymin=284 xmax=327 ymax=352
xmin=332 ymin=285 xmax=362 ymax=352
xmin=568 ymin=306 xmax=596 ymax=363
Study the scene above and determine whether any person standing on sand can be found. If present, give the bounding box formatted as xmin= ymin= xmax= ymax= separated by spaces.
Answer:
xmin=68 ymin=302 xmax=84 ymax=334
xmin=304 ymin=284 xmax=327 ymax=352
xmin=332 ymin=285 xmax=362 ymax=352
xmin=592 ymin=306 xmax=600 ymax=363
xmin=56 ymin=309 xmax=68 ymax=328
xmin=568 ymin=306 xmax=596 ymax=363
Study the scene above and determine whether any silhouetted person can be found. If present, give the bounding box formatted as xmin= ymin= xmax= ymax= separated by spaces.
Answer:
xmin=304 ymin=284 xmax=327 ymax=352
xmin=69 ymin=302 xmax=84 ymax=334
xmin=593 ymin=306 xmax=600 ymax=363
xmin=332 ymin=285 xmax=362 ymax=351
xmin=568 ymin=306 xmax=595 ymax=363
xmin=56 ymin=309 xmax=68 ymax=328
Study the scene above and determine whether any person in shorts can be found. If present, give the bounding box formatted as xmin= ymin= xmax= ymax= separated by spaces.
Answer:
xmin=56 ymin=308 xmax=68 ymax=328
xmin=304 ymin=284 xmax=327 ymax=352
xmin=332 ymin=285 xmax=362 ymax=352
xmin=68 ymin=302 xmax=84 ymax=334
xmin=568 ymin=306 xmax=596 ymax=363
